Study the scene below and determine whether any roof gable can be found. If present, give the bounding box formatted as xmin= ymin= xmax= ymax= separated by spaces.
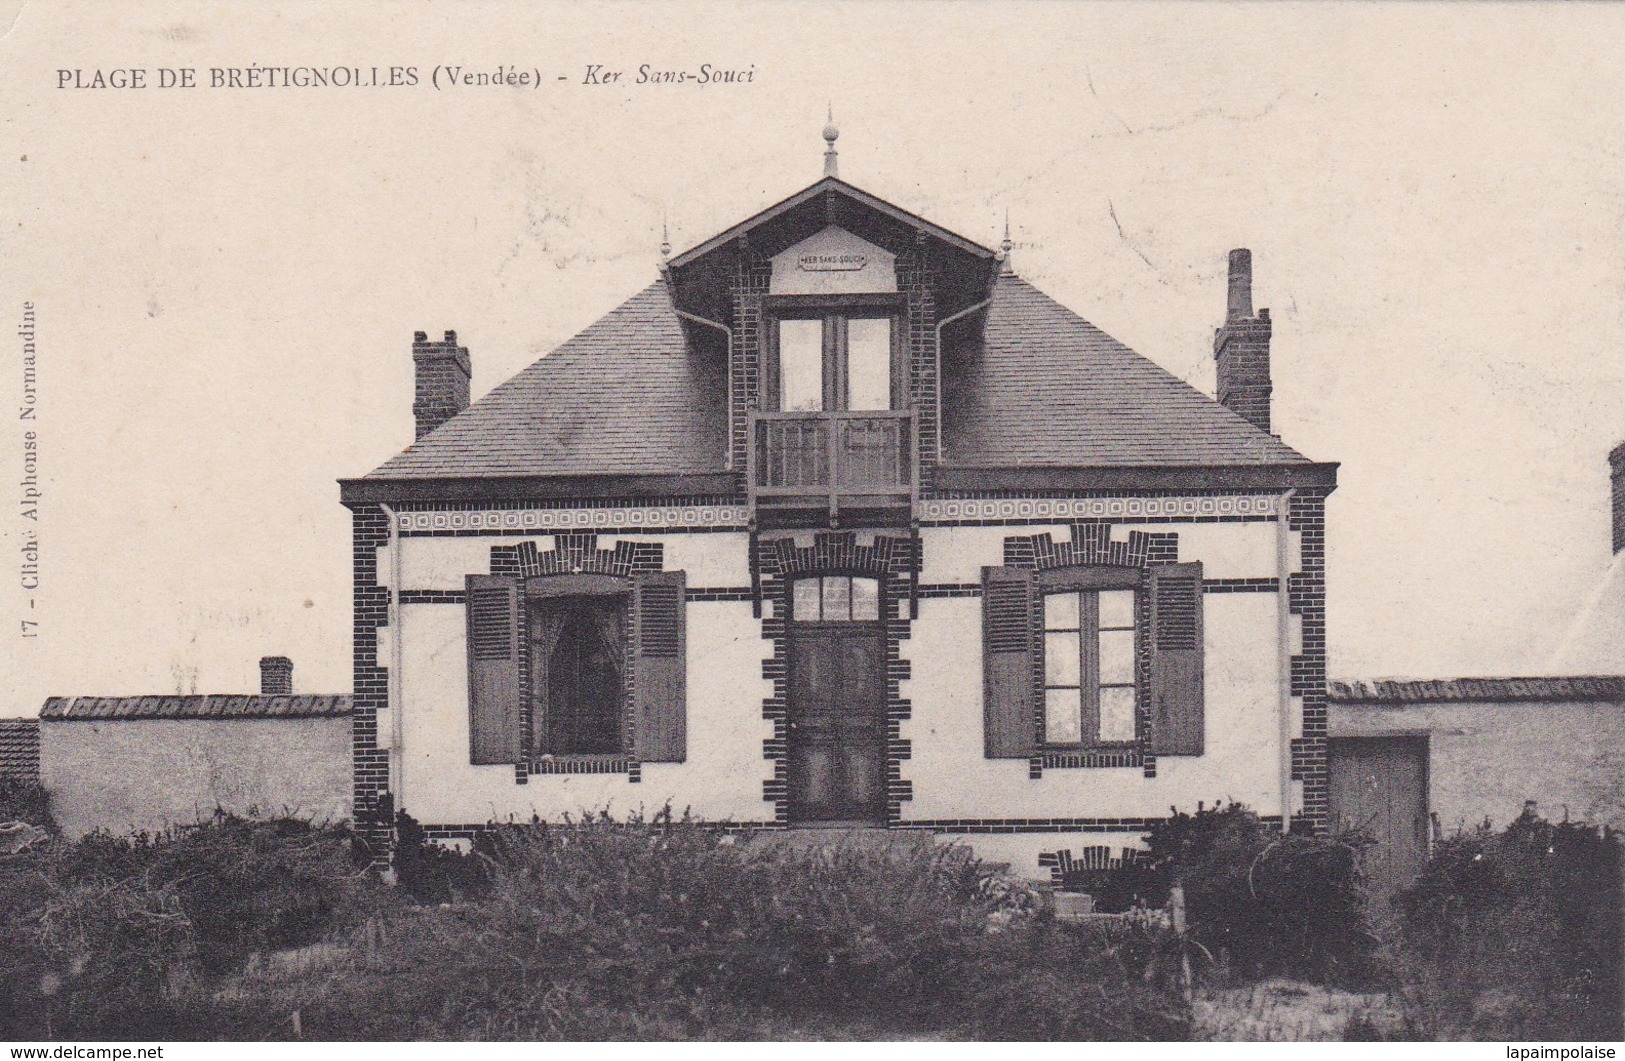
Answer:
xmin=667 ymin=177 xmax=993 ymax=270
xmin=943 ymin=276 xmax=1311 ymax=468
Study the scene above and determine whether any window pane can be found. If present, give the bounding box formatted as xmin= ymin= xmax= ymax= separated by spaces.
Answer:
xmin=546 ymin=604 xmax=625 ymax=755
xmin=1045 ymin=631 xmax=1081 ymax=686
xmin=1099 ymin=687 xmax=1138 ymax=742
xmin=846 ymin=317 xmax=892 ymax=410
xmin=851 ymin=577 xmax=880 ymax=621
xmin=779 ymin=319 xmax=824 ymax=412
xmin=1099 ymin=629 xmax=1136 ymax=685
xmin=1099 ymin=589 xmax=1136 ymax=630
xmin=1045 ymin=688 xmax=1082 ymax=744
xmin=822 ymin=576 xmax=852 ymax=620
xmin=1044 ymin=591 xmax=1079 ymax=631
xmin=793 ymin=578 xmax=822 ymax=621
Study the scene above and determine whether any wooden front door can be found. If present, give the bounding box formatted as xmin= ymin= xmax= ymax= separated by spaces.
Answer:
xmin=786 ymin=624 xmax=887 ymax=824
xmin=1328 ymin=735 xmax=1430 ymax=908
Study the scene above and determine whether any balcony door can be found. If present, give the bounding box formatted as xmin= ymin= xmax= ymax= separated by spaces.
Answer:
xmin=776 ymin=313 xmax=896 ymax=412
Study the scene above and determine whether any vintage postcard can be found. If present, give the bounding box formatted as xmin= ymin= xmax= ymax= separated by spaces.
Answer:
xmin=1 ymin=0 xmax=1621 ymax=1046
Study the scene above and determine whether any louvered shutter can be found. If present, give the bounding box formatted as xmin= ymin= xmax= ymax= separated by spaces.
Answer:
xmin=466 ymin=574 xmax=522 ymax=765
xmin=1148 ymin=562 xmax=1205 ymax=756
xmin=634 ymin=570 xmax=687 ymax=762
xmin=982 ymin=566 xmax=1038 ymax=758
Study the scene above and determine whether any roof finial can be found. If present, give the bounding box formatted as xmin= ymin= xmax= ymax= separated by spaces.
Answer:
xmin=999 ymin=210 xmax=1015 ymax=276
xmin=660 ymin=214 xmax=671 ymax=262
xmin=822 ymin=104 xmax=839 ymax=179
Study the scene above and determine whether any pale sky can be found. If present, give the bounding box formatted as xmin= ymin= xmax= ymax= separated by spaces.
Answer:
xmin=4 ymin=1 xmax=1624 ymax=710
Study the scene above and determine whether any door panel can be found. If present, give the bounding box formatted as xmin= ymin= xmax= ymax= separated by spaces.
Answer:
xmin=1328 ymin=736 xmax=1429 ymax=908
xmin=787 ymin=625 xmax=886 ymax=823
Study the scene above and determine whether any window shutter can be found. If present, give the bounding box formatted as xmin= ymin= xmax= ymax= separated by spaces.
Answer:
xmin=1148 ymin=562 xmax=1205 ymax=756
xmin=982 ymin=566 xmax=1038 ymax=758
xmin=466 ymin=574 xmax=522 ymax=765
xmin=634 ymin=570 xmax=687 ymax=762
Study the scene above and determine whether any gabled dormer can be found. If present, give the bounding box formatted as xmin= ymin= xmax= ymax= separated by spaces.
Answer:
xmin=662 ymin=139 xmax=999 ymax=525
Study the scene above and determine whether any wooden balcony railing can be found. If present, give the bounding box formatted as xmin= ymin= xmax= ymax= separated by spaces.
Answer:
xmin=748 ymin=410 xmax=918 ymax=521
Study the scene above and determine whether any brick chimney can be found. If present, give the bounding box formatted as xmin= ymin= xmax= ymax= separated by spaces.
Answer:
xmin=1611 ymin=442 xmax=1625 ymax=554
xmin=1213 ymin=249 xmax=1273 ymax=435
xmin=413 ymin=330 xmax=471 ymax=439
xmin=259 ymin=655 xmax=293 ymax=695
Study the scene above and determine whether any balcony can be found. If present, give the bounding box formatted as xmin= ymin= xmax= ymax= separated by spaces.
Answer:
xmin=747 ymin=410 xmax=918 ymax=525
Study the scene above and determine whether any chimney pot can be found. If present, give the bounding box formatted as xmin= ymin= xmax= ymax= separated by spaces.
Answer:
xmin=444 ymin=330 xmax=457 ymax=343
xmin=1214 ymin=248 xmax=1273 ymax=435
xmin=259 ymin=656 xmax=293 ymax=696
xmin=1227 ymin=248 xmax=1253 ymax=320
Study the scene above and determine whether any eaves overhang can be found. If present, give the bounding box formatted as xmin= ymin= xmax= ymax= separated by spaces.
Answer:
xmin=930 ymin=462 xmax=1339 ymax=494
xmin=339 ymin=472 xmax=739 ymax=507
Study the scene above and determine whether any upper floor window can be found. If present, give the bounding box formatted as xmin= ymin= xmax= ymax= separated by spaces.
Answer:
xmin=775 ymin=307 xmax=897 ymax=413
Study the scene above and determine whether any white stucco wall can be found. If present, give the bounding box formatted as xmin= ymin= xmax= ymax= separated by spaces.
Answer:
xmin=391 ymin=531 xmax=771 ymax=825
xmin=39 ymin=717 xmax=352 ymax=838
xmin=386 ymin=515 xmax=1292 ymax=866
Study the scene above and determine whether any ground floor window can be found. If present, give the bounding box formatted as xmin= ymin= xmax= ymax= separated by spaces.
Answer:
xmin=533 ymin=597 xmax=625 ymax=755
xmin=1043 ymin=586 xmax=1138 ymax=745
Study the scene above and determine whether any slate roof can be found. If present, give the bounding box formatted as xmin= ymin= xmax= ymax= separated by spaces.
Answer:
xmin=366 ymin=282 xmax=725 ymax=480
xmin=1329 ymin=678 xmax=1625 ymax=705
xmin=39 ymin=695 xmax=353 ymax=721
xmin=942 ymin=276 xmax=1309 ymax=468
xmin=362 ymin=272 xmax=1312 ymax=483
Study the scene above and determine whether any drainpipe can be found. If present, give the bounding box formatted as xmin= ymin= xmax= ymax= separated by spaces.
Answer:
xmin=933 ymin=297 xmax=992 ymax=463
xmin=378 ymin=502 xmax=405 ymax=808
xmin=1276 ymin=488 xmax=1296 ymax=834
xmin=664 ymin=269 xmax=734 ymax=471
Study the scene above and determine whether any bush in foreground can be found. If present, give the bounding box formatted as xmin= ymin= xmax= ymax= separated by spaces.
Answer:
xmin=1394 ymin=808 xmax=1621 ymax=1041
xmin=0 ymin=815 xmax=378 ymax=1038
xmin=1060 ymin=802 xmax=1379 ymax=987
xmin=1 ymin=810 xmax=1189 ymax=1040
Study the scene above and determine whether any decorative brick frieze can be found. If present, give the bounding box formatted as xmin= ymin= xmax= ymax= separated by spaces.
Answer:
xmin=396 ymin=504 xmax=750 ymax=535
xmin=757 ymin=530 xmax=916 ymax=823
xmin=919 ymin=494 xmax=1279 ymax=524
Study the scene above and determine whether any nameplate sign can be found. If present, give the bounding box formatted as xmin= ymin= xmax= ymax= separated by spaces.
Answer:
xmin=772 ymin=226 xmax=895 ymax=294
xmin=798 ymin=252 xmax=868 ymax=272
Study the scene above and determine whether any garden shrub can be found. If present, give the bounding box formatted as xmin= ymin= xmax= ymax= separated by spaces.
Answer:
xmin=2 ymin=809 xmax=1192 ymax=1040
xmin=1128 ymin=802 xmax=1379 ymax=985
xmin=392 ymin=810 xmax=492 ymax=904
xmin=1394 ymin=808 xmax=1622 ymax=1041
xmin=0 ymin=815 xmax=379 ymax=1038
xmin=377 ymin=808 xmax=1191 ymax=1040
xmin=0 ymin=775 xmax=53 ymax=831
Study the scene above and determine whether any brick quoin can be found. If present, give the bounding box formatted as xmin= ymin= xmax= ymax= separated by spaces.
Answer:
xmin=347 ymin=503 xmax=392 ymax=856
